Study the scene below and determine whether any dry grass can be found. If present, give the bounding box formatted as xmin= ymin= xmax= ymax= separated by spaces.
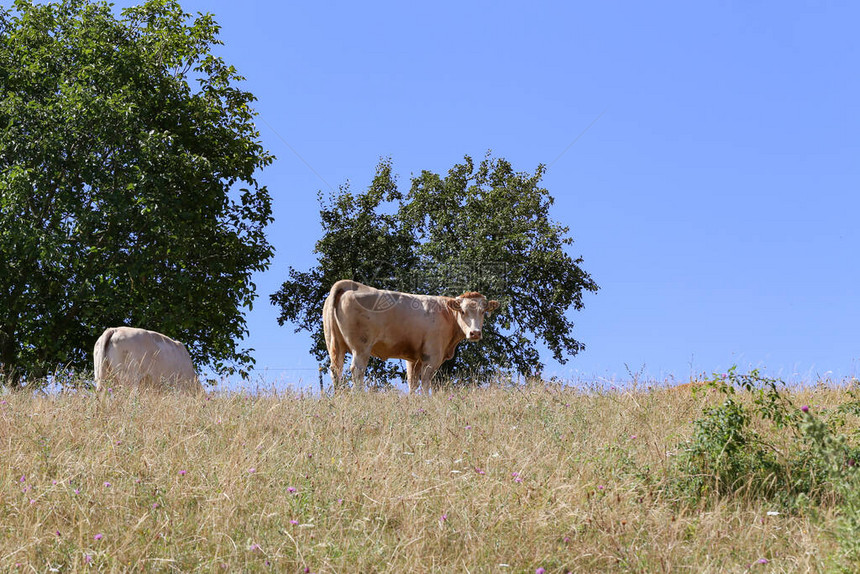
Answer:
xmin=0 ymin=382 xmax=853 ymax=572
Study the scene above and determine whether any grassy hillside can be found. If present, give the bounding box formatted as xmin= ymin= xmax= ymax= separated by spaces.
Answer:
xmin=1 ymin=379 xmax=858 ymax=572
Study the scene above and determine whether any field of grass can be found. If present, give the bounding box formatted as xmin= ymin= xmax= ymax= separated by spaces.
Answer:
xmin=1 ymin=378 xmax=858 ymax=572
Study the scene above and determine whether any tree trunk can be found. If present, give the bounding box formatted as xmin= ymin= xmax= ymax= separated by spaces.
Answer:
xmin=0 ymin=327 xmax=21 ymax=387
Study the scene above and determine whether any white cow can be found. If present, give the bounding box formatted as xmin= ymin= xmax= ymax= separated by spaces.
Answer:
xmin=93 ymin=327 xmax=202 ymax=393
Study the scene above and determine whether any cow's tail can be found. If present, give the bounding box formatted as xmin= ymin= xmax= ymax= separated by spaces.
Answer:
xmin=93 ymin=328 xmax=116 ymax=389
xmin=323 ymin=282 xmax=351 ymax=388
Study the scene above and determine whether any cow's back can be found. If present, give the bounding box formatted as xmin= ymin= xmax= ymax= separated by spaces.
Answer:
xmin=94 ymin=327 xmax=201 ymax=393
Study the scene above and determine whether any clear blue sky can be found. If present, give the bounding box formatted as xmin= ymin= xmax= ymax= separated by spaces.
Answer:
xmin=122 ymin=1 xmax=859 ymax=386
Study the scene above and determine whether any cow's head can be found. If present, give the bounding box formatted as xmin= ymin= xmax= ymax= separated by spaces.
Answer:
xmin=447 ymin=292 xmax=500 ymax=341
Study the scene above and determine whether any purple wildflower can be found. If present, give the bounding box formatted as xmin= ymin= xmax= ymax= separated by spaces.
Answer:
xmin=178 ymin=470 xmax=187 ymax=476
xmin=94 ymin=533 xmax=103 ymax=540
xmin=802 ymin=405 xmax=809 ymax=413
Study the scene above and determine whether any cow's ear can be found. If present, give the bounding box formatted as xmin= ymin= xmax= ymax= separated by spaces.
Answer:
xmin=447 ymin=298 xmax=462 ymax=313
xmin=486 ymin=300 xmax=500 ymax=315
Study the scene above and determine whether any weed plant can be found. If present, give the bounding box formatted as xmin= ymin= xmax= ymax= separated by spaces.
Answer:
xmin=673 ymin=368 xmax=860 ymax=570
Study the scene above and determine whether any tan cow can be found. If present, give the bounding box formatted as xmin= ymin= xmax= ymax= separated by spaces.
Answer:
xmin=93 ymin=327 xmax=202 ymax=393
xmin=323 ymin=279 xmax=499 ymax=393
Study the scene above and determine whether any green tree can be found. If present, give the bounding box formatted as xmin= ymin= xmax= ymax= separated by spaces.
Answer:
xmin=0 ymin=0 xmax=274 ymax=385
xmin=272 ymin=154 xmax=598 ymax=385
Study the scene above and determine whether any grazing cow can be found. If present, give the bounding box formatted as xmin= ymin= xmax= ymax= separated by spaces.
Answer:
xmin=323 ymin=279 xmax=499 ymax=393
xmin=93 ymin=327 xmax=202 ymax=393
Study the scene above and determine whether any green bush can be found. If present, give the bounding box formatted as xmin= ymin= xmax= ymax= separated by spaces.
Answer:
xmin=672 ymin=368 xmax=860 ymax=567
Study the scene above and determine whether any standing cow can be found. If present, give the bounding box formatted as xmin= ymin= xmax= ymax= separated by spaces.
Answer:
xmin=93 ymin=326 xmax=202 ymax=393
xmin=323 ymin=279 xmax=499 ymax=393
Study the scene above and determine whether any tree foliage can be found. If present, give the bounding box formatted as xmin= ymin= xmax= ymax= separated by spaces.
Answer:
xmin=272 ymin=154 xmax=598 ymax=384
xmin=0 ymin=0 xmax=274 ymax=384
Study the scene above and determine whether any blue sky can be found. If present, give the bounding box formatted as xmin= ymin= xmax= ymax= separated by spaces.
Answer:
xmin=121 ymin=1 xmax=859 ymax=386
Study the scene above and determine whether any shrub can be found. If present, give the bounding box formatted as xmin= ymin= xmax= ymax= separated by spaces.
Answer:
xmin=672 ymin=367 xmax=860 ymax=567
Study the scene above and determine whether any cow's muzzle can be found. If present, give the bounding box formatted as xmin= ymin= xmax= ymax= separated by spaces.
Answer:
xmin=468 ymin=330 xmax=482 ymax=341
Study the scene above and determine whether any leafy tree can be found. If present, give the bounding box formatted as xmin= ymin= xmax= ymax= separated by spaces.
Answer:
xmin=0 ymin=0 xmax=274 ymax=385
xmin=272 ymin=154 xmax=598 ymax=385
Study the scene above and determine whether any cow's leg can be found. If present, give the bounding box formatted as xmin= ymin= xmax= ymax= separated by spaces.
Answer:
xmin=349 ymin=352 xmax=369 ymax=391
xmin=419 ymin=360 xmax=441 ymax=394
xmin=405 ymin=360 xmax=422 ymax=394
xmin=328 ymin=347 xmax=346 ymax=390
